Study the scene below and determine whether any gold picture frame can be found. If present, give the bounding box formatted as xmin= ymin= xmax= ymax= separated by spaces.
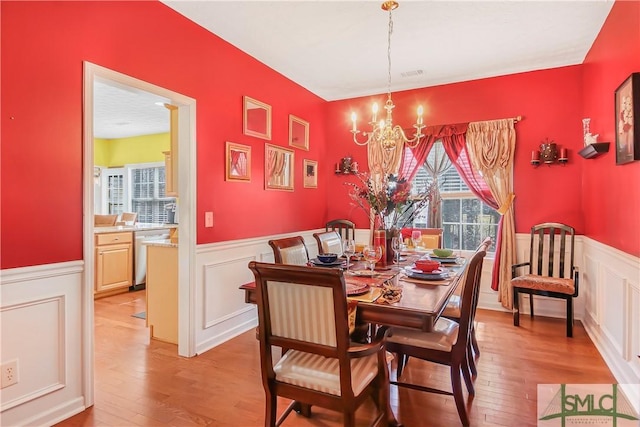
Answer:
xmin=265 ymin=144 xmax=294 ymax=191
xmin=289 ymin=114 xmax=309 ymax=150
xmin=225 ymin=141 xmax=251 ymax=182
xmin=303 ymin=159 xmax=317 ymax=188
xmin=243 ymin=96 xmax=271 ymax=140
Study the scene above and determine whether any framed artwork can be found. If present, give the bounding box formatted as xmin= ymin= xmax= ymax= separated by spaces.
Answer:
xmin=265 ymin=144 xmax=294 ymax=191
xmin=225 ymin=142 xmax=251 ymax=182
xmin=303 ymin=159 xmax=318 ymax=188
xmin=243 ymin=96 xmax=271 ymax=140
xmin=288 ymin=114 xmax=309 ymax=150
xmin=615 ymin=73 xmax=640 ymax=165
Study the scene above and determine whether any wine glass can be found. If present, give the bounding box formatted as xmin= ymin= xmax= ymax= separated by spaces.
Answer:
xmin=343 ymin=239 xmax=356 ymax=272
xmin=411 ymin=230 xmax=422 ymax=249
xmin=363 ymin=245 xmax=383 ymax=274
xmin=391 ymin=236 xmax=402 ymax=268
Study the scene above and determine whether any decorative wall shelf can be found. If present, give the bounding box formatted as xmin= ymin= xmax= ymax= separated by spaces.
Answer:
xmin=578 ymin=142 xmax=610 ymax=159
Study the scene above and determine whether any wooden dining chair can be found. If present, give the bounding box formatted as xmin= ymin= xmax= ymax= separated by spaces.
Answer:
xmin=512 ymin=223 xmax=578 ymax=337
xmin=268 ymin=236 xmax=310 ymax=265
xmin=325 ymin=219 xmax=355 ymax=242
xmin=442 ymin=237 xmax=492 ymax=376
xmin=313 ymin=230 xmax=344 ymax=257
xmin=386 ymin=247 xmax=487 ymax=427
xmin=248 ymin=261 xmax=394 ymax=427
xmin=94 ymin=214 xmax=118 ymax=227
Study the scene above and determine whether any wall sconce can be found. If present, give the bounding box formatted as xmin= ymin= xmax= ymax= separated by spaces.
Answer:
xmin=335 ymin=156 xmax=358 ymax=175
xmin=531 ymin=138 xmax=567 ymax=167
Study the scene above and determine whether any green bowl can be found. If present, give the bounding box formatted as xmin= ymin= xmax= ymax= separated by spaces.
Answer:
xmin=432 ymin=248 xmax=454 ymax=258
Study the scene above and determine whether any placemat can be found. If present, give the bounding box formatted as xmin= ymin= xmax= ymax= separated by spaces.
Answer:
xmin=347 ymin=287 xmax=383 ymax=303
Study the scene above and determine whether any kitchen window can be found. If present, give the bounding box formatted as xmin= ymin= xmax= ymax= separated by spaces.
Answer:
xmin=130 ymin=163 xmax=175 ymax=224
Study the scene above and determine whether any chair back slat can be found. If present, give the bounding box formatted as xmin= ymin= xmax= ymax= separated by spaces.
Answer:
xmin=558 ymin=228 xmax=567 ymax=278
xmin=529 ymin=223 xmax=575 ymax=278
xmin=325 ymin=219 xmax=355 ymax=242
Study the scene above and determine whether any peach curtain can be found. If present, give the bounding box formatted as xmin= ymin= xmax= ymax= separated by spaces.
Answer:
xmin=268 ymin=150 xmax=286 ymax=185
xmin=465 ymin=119 xmax=517 ymax=309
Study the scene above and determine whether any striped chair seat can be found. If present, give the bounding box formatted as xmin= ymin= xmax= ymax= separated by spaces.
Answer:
xmin=512 ymin=274 xmax=575 ymax=295
xmin=442 ymin=295 xmax=461 ymax=318
xmin=387 ymin=318 xmax=460 ymax=352
xmin=274 ymin=350 xmax=379 ymax=396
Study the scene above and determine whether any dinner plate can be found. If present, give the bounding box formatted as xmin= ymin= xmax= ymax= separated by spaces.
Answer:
xmin=429 ymin=255 xmax=459 ymax=264
xmin=310 ymin=258 xmax=344 ymax=267
xmin=404 ymin=267 xmax=449 ymax=280
xmin=346 ymin=282 xmax=370 ymax=296
xmin=350 ymin=270 xmax=378 ymax=277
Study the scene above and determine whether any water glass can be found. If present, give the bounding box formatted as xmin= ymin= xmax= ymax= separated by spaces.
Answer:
xmin=343 ymin=239 xmax=356 ymax=271
xmin=391 ymin=236 xmax=402 ymax=268
xmin=363 ymin=245 xmax=383 ymax=273
xmin=411 ymin=230 xmax=422 ymax=248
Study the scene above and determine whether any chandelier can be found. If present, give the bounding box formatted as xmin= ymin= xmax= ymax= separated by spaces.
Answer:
xmin=350 ymin=1 xmax=425 ymax=151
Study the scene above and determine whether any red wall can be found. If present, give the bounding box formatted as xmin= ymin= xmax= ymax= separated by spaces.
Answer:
xmin=325 ymin=66 xmax=587 ymax=234
xmin=581 ymin=0 xmax=640 ymax=257
xmin=2 ymin=1 xmax=638 ymax=270
xmin=1 ymin=1 xmax=328 ymax=269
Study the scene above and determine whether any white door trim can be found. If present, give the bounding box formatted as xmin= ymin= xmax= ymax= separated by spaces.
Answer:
xmin=82 ymin=62 xmax=197 ymax=407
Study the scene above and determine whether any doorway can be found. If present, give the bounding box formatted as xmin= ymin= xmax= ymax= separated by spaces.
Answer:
xmin=82 ymin=62 xmax=197 ymax=407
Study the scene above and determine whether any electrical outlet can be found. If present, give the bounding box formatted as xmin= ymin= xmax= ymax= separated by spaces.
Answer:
xmin=205 ymin=211 xmax=213 ymax=228
xmin=1 ymin=360 xmax=18 ymax=388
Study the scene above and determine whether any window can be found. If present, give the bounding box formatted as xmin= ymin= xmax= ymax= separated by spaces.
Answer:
xmin=411 ymin=142 xmax=498 ymax=252
xmin=129 ymin=164 xmax=176 ymax=224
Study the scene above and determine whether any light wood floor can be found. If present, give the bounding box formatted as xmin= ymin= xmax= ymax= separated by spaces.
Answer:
xmin=56 ymin=290 xmax=615 ymax=427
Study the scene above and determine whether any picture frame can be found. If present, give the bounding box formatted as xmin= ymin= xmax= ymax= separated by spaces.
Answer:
xmin=288 ymin=114 xmax=309 ymax=150
xmin=243 ymin=96 xmax=271 ymax=140
xmin=225 ymin=141 xmax=251 ymax=182
xmin=614 ymin=72 xmax=640 ymax=165
xmin=265 ymin=144 xmax=294 ymax=191
xmin=303 ymin=159 xmax=318 ymax=188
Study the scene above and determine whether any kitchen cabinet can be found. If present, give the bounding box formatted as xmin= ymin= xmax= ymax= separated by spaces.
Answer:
xmin=164 ymin=104 xmax=178 ymax=196
xmin=146 ymin=243 xmax=178 ymax=345
xmin=94 ymin=231 xmax=133 ymax=298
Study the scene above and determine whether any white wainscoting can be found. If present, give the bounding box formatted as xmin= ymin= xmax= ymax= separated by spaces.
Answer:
xmin=194 ymin=230 xmax=325 ymax=354
xmin=0 ymin=261 xmax=86 ymax=427
xmin=580 ymin=237 xmax=640 ymax=411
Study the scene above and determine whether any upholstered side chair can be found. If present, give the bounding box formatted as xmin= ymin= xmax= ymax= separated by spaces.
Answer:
xmin=325 ymin=219 xmax=355 ymax=242
xmin=248 ymin=261 xmax=394 ymax=427
xmin=313 ymin=230 xmax=344 ymax=257
xmin=268 ymin=236 xmax=310 ymax=265
xmin=511 ymin=222 xmax=578 ymax=337
xmin=385 ymin=246 xmax=488 ymax=427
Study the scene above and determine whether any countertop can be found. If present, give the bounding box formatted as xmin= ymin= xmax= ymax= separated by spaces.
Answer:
xmin=141 ymin=239 xmax=178 ymax=248
xmin=94 ymin=223 xmax=178 ymax=234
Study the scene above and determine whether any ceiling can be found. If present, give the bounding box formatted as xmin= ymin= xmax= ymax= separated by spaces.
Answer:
xmin=95 ymin=0 xmax=614 ymax=139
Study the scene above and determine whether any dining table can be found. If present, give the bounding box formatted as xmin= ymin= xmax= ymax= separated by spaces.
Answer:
xmin=239 ymin=249 xmax=468 ymax=333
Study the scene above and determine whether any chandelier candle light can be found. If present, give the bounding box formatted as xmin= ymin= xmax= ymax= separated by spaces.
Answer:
xmin=350 ymin=1 xmax=425 ymax=151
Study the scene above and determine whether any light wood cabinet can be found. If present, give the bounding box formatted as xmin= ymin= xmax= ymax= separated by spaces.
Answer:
xmin=94 ymin=231 xmax=133 ymax=298
xmin=146 ymin=244 xmax=178 ymax=345
xmin=164 ymin=104 xmax=178 ymax=196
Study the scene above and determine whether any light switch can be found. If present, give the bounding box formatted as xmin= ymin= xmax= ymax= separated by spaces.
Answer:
xmin=205 ymin=212 xmax=213 ymax=228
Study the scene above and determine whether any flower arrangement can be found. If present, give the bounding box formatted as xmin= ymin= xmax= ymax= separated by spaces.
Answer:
xmin=347 ymin=173 xmax=434 ymax=233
